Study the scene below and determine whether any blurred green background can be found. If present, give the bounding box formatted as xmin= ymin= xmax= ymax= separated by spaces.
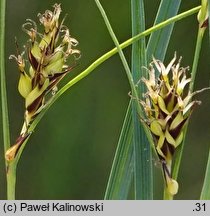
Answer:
xmin=0 ymin=0 xmax=210 ymax=199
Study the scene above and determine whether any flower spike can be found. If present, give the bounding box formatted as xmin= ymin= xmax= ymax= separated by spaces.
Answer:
xmin=140 ymin=54 xmax=205 ymax=195
xmin=6 ymin=3 xmax=80 ymax=162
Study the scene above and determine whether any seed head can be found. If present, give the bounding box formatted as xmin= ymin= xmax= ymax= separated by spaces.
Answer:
xmin=6 ymin=3 xmax=80 ymax=161
xmin=141 ymin=54 xmax=201 ymax=195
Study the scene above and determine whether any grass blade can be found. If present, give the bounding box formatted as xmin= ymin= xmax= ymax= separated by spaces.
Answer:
xmin=0 ymin=0 xmax=10 ymax=158
xmin=0 ymin=0 xmax=16 ymax=200
xmin=147 ymin=0 xmax=181 ymax=61
xmin=131 ymin=0 xmax=153 ymax=200
xmin=104 ymin=101 xmax=134 ymax=199
xmin=200 ymin=147 xmax=210 ymax=199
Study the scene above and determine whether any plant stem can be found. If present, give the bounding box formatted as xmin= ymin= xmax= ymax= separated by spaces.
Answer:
xmin=0 ymin=0 xmax=15 ymax=200
xmin=7 ymin=163 xmax=17 ymax=200
xmin=163 ymin=188 xmax=173 ymax=200
xmin=94 ymin=0 xmax=135 ymax=94
xmin=0 ymin=0 xmax=10 ymax=157
xmin=172 ymin=26 xmax=206 ymax=182
xmin=189 ymin=28 xmax=205 ymax=92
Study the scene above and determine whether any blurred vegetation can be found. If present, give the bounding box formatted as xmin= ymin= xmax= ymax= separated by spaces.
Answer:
xmin=0 ymin=0 xmax=210 ymax=199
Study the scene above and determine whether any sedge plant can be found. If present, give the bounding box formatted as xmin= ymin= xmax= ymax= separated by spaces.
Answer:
xmin=0 ymin=0 xmax=210 ymax=199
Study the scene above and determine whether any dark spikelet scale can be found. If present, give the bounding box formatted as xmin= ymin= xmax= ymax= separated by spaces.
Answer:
xmin=168 ymin=110 xmax=179 ymax=126
xmin=15 ymin=133 xmax=29 ymax=145
xmin=168 ymin=143 xmax=175 ymax=156
xmin=32 ymin=73 xmax=42 ymax=88
xmin=160 ymin=141 xmax=168 ymax=157
xmin=14 ymin=133 xmax=31 ymax=155
xmin=28 ymin=50 xmax=39 ymax=71
xmin=170 ymin=118 xmax=188 ymax=139
xmin=47 ymin=65 xmax=77 ymax=91
xmin=161 ymin=141 xmax=175 ymax=158
xmin=164 ymin=91 xmax=173 ymax=107
xmin=47 ymin=73 xmax=66 ymax=91
xmin=26 ymin=93 xmax=44 ymax=113
xmin=158 ymin=108 xmax=167 ymax=119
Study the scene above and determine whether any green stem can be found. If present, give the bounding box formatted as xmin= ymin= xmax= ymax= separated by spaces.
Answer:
xmin=172 ymin=26 xmax=206 ymax=182
xmin=163 ymin=188 xmax=173 ymax=200
xmin=190 ymin=28 xmax=205 ymax=92
xmin=7 ymin=5 xmax=200 ymax=199
xmin=6 ymin=163 xmax=17 ymax=200
xmin=94 ymin=0 xmax=135 ymax=95
xmin=0 ymin=0 xmax=14 ymax=199
xmin=0 ymin=0 xmax=10 ymax=158
xmin=95 ymin=0 xmax=131 ymax=78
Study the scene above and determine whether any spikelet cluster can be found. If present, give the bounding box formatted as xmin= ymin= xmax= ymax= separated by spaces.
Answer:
xmin=6 ymin=4 xmax=80 ymax=161
xmin=141 ymin=54 xmax=201 ymax=195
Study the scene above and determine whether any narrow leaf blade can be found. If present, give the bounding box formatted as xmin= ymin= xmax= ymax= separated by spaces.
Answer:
xmin=131 ymin=0 xmax=153 ymax=200
xmin=0 ymin=0 xmax=11 ymax=160
xmin=104 ymin=102 xmax=134 ymax=199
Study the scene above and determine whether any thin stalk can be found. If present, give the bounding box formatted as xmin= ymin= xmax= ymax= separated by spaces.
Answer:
xmin=172 ymin=23 xmax=206 ymax=194
xmin=189 ymin=28 xmax=205 ymax=92
xmin=6 ymin=162 xmax=16 ymax=200
xmin=94 ymin=0 xmax=141 ymax=108
xmin=163 ymin=189 xmax=173 ymax=200
xmin=6 ymin=5 xmax=200 ymax=199
xmin=0 ymin=0 xmax=15 ymax=199
xmin=0 ymin=0 xmax=10 ymax=161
